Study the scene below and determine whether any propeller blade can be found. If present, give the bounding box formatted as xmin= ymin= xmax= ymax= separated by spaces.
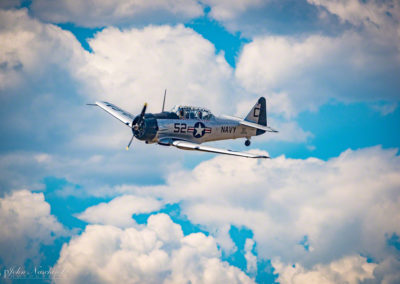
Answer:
xmin=162 ymin=89 xmax=166 ymax=112
xmin=126 ymin=135 xmax=134 ymax=150
xmin=140 ymin=103 xmax=147 ymax=118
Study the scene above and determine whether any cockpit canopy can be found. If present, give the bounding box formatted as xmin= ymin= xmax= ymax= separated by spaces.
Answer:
xmin=171 ymin=105 xmax=214 ymax=120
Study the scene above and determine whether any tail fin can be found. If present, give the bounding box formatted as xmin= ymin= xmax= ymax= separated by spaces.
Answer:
xmin=245 ymin=97 xmax=267 ymax=136
xmin=245 ymin=97 xmax=267 ymax=126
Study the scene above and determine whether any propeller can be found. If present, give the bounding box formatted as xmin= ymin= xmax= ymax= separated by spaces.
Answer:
xmin=126 ymin=135 xmax=134 ymax=150
xmin=126 ymin=102 xmax=147 ymax=150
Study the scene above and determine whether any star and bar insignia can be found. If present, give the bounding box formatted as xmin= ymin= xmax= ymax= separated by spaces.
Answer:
xmin=187 ymin=122 xmax=211 ymax=138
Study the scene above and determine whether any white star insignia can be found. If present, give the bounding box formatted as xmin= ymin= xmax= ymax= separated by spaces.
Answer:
xmin=194 ymin=125 xmax=204 ymax=136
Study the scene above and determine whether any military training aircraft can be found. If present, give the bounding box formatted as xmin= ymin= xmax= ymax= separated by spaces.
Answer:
xmin=89 ymin=91 xmax=277 ymax=158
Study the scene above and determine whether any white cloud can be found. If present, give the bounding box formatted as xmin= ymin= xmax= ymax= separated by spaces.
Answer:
xmin=0 ymin=190 xmax=67 ymax=265
xmin=53 ymin=213 xmax=253 ymax=284
xmin=117 ymin=146 xmax=400 ymax=280
xmin=0 ymin=0 xmax=21 ymax=9
xmin=0 ymin=9 xmax=98 ymax=158
xmin=244 ymin=239 xmax=257 ymax=275
xmin=262 ymin=118 xmax=313 ymax=143
xmin=371 ymin=256 xmax=400 ymax=284
xmin=0 ymin=8 xmax=85 ymax=91
xmin=0 ymin=150 xmax=184 ymax=198
xmin=213 ymin=224 xmax=237 ymax=254
xmin=227 ymin=0 xmax=400 ymax=117
xmin=77 ymin=195 xmax=163 ymax=227
xmin=371 ymin=101 xmax=399 ymax=116
xmin=202 ymin=0 xmax=262 ymax=21
xmin=236 ymin=31 xmax=400 ymax=117
xmin=78 ymin=24 xmax=238 ymax=115
xmin=31 ymin=0 xmax=203 ymax=27
xmin=307 ymin=0 xmax=400 ymax=66
xmin=273 ymin=255 xmax=376 ymax=284
xmin=201 ymin=0 xmax=323 ymax=37
xmin=308 ymin=0 xmax=400 ymax=33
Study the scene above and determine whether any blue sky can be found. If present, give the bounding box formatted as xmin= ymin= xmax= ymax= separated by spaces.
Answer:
xmin=1 ymin=0 xmax=400 ymax=283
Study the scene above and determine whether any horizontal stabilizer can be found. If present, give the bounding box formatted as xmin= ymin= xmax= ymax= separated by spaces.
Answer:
xmin=222 ymin=115 xmax=278 ymax=133
xmin=239 ymin=120 xmax=278 ymax=133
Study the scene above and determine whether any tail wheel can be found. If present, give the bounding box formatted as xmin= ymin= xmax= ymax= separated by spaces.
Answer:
xmin=245 ymin=139 xmax=251 ymax=147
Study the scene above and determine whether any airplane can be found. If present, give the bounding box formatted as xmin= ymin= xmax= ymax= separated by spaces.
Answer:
xmin=88 ymin=91 xmax=277 ymax=158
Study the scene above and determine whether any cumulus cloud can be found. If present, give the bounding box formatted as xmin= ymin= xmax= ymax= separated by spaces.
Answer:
xmin=203 ymin=0 xmax=400 ymax=117
xmin=0 ymin=8 xmax=85 ymax=91
xmin=236 ymin=31 xmax=400 ymax=117
xmin=370 ymin=256 xmax=400 ymax=284
xmin=53 ymin=213 xmax=253 ymax=284
xmin=308 ymin=0 xmax=400 ymax=33
xmin=244 ymin=239 xmax=257 ymax=275
xmin=116 ymin=146 xmax=400 ymax=279
xmin=262 ymin=118 xmax=312 ymax=143
xmin=0 ymin=8 xmax=97 ymax=159
xmin=31 ymin=0 xmax=203 ymax=27
xmin=201 ymin=0 xmax=340 ymax=37
xmin=0 ymin=190 xmax=67 ymax=265
xmin=0 ymin=0 xmax=21 ymax=9
xmin=0 ymin=9 xmax=117 ymax=153
xmin=273 ymin=255 xmax=376 ymax=284
xmin=308 ymin=0 xmax=400 ymax=62
xmin=0 ymin=150 xmax=184 ymax=197
xmin=77 ymin=195 xmax=163 ymax=227
xmin=78 ymin=24 xmax=238 ymax=115
xmin=202 ymin=0 xmax=262 ymax=21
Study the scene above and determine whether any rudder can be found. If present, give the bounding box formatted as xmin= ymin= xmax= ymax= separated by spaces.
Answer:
xmin=245 ymin=97 xmax=267 ymax=126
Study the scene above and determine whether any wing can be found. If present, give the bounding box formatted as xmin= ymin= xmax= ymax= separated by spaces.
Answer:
xmin=222 ymin=115 xmax=278 ymax=133
xmin=170 ymin=140 xmax=269 ymax=159
xmin=89 ymin=101 xmax=135 ymax=127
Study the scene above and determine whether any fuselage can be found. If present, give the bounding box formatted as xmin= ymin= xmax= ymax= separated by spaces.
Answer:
xmin=137 ymin=112 xmax=258 ymax=144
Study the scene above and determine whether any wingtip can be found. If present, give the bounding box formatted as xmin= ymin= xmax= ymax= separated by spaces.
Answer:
xmin=249 ymin=154 xmax=269 ymax=159
xmin=255 ymin=154 xmax=270 ymax=159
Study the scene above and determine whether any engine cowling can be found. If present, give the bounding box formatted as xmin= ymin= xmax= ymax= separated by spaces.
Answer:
xmin=132 ymin=115 xmax=158 ymax=141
